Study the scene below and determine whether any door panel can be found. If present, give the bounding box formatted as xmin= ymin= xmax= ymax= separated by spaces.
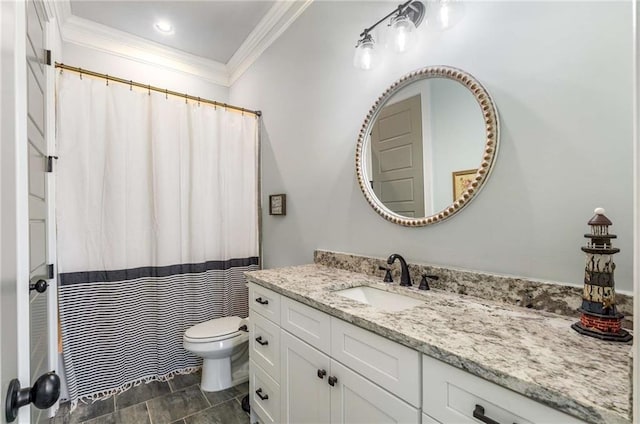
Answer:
xmin=370 ymin=95 xmax=425 ymax=217
xmin=280 ymin=331 xmax=331 ymax=424
xmin=329 ymin=361 xmax=419 ymax=424
xmin=26 ymin=0 xmax=51 ymax=421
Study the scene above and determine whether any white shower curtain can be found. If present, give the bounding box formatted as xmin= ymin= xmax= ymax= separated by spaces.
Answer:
xmin=56 ymin=71 xmax=259 ymax=407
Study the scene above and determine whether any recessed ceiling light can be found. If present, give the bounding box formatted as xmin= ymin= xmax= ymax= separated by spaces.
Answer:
xmin=154 ymin=21 xmax=173 ymax=34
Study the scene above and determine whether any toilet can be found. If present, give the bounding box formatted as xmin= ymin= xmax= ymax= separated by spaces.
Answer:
xmin=183 ymin=316 xmax=250 ymax=392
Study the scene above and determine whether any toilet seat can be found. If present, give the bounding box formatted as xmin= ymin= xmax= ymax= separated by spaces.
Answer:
xmin=184 ymin=316 xmax=247 ymax=344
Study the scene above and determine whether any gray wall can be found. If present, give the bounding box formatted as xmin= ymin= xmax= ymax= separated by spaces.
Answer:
xmin=230 ymin=1 xmax=634 ymax=291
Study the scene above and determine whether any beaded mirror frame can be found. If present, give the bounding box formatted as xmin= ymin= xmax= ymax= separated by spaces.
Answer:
xmin=355 ymin=66 xmax=500 ymax=227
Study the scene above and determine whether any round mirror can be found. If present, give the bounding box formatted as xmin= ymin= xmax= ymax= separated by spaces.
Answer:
xmin=356 ymin=66 xmax=499 ymax=226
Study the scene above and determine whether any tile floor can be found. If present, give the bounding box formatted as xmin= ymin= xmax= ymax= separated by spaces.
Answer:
xmin=51 ymin=371 xmax=250 ymax=424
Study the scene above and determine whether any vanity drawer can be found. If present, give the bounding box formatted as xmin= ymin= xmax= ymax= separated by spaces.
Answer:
xmin=249 ymin=310 xmax=280 ymax=381
xmin=330 ymin=317 xmax=420 ymax=407
xmin=249 ymin=283 xmax=281 ymax=324
xmin=281 ymin=296 xmax=331 ymax=354
xmin=249 ymin=360 xmax=281 ymax=424
xmin=422 ymin=355 xmax=587 ymax=424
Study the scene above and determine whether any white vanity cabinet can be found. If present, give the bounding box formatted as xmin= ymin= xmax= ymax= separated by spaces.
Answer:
xmin=421 ymin=355 xmax=587 ymax=424
xmin=249 ymin=283 xmax=420 ymax=424
xmin=248 ymin=282 xmax=590 ymax=424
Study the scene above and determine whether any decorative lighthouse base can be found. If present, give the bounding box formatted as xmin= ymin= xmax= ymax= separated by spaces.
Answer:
xmin=571 ymin=315 xmax=631 ymax=342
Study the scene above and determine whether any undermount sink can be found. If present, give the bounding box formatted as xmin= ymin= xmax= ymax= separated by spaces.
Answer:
xmin=333 ymin=286 xmax=424 ymax=312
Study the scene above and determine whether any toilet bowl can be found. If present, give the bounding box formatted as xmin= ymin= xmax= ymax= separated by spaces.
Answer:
xmin=183 ymin=316 xmax=250 ymax=392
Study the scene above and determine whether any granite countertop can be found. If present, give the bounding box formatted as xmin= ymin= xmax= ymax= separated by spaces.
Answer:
xmin=245 ymin=264 xmax=632 ymax=424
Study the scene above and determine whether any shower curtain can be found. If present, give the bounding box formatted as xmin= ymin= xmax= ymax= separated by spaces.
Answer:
xmin=55 ymin=72 xmax=259 ymax=408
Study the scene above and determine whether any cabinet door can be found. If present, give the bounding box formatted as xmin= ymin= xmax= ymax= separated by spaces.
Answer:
xmin=281 ymin=330 xmax=331 ymax=424
xmin=329 ymin=360 xmax=420 ymax=424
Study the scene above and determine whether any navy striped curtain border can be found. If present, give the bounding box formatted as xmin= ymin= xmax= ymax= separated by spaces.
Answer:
xmin=59 ymin=256 xmax=260 ymax=285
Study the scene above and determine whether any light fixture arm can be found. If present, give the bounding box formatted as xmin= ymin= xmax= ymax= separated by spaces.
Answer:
xmin=359 ymin=0 xmax=414 ymax=38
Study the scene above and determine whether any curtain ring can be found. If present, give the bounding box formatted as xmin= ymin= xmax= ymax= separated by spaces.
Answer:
xmin=148 ymin=85 xmax=151 ymax=96
xmin=185 ymin=93 xmax=188 ymax=104
xmin=79 ymin=67 xmax=82 ymax=80
xmin=197 ymin=97 xmax=200 ymax=107
xmin=129 ymin=80 xmax=133 ymax=91
xmin=241 ymin=108 xmax=245 ymax=116
xmin=165 ymin=89 xmax=168 ymax=100
xmin=105 ymin=75 xmax=109 ymax=86
xmin=223 ymin=103 xmax=227 ymax=111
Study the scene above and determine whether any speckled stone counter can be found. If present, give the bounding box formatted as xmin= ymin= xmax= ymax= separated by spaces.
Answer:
xmin=245 ymin=264 xmax=632 ymax=424
xmin=314 ymin=250 xmax=634 ymax=329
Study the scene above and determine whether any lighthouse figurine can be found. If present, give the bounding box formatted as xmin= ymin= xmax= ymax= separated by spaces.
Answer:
xmin=571 ymin=208 xmax=632 ymax=342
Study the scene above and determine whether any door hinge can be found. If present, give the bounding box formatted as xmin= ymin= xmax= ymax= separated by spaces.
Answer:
xmin=46 ymin=156 xmax=58 ymax=173
xmin=47 ymin=264 xmax=55 ymax=279
xmin=45 ymin=49 xmax=52 ymax=66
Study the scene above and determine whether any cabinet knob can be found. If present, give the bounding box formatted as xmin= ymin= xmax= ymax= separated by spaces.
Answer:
xmin=317 ymin=369 xmax=327 ymax=379
xmin=328 ymin=376 xmax=338 ymax=387
xmin=255 ymin=297 xmax=269 ymax=305
xmin=255 ymin=336 xmax=269 ymax=346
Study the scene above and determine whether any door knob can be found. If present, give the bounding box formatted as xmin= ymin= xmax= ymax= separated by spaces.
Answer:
xmin=5 ymin=372 xmax=60 ymax=422
xmin=29 ymin=279 xmax=48 ymax=293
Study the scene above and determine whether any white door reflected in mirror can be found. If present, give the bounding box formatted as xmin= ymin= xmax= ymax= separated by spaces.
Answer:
xmin=364 ymin=78 xmax=486 ymax=217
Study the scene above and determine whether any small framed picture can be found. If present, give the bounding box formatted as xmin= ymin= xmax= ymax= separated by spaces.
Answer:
xmin=452 ymin=169 xmax=477 ymax=200
xmin=269 ymin=194 xmax=286 ymax=216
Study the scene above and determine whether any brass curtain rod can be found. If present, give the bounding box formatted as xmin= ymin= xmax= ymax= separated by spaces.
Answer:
xmin=55 ymin=62 xmax=262 ymax=117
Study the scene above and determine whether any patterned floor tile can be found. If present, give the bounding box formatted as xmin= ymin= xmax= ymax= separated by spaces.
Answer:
xmin=201 ymin=385 xmax=239 ymax=407
xmin=168 ymin=371 xmax=201 ymax=392
xmin=146 ymin=385 xmax=209 ymax=424
xmin=183 ymin=399 xmax=248 ymax=424
xmin=82 ymin=402 xmax=150 ymax=424
xmin=115 ymin=381 xmax=171 ymax=410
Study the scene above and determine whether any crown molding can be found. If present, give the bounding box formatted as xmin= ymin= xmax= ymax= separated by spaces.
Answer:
xmin=56 ymin=0 xmax=311 ymax=87
xmin=61 ymin=15 xmax=230 ymax=86
xmin=227 ymin=0 xmax=313 ymax=85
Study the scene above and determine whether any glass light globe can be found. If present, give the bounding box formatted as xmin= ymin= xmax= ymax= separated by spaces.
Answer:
xmin=353 ymin=36 xmax=377 ymax=70
xmin=435 ymin=0 xmax=465 ymax=30
xmin=390 ymin=14 xmax=417 ymax=54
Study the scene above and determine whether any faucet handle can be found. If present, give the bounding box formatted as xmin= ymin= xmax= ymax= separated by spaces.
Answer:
xmin=378 ymin=266 xmax=393 ymax=283
xmin=419 ymin=274 xmax=439 ymax=290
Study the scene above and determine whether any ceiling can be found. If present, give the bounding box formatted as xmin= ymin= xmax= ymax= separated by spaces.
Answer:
xmin=70 ymin=1 xmax=277 ymax=64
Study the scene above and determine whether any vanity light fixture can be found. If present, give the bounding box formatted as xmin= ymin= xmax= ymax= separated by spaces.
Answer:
xmin=154 ymin=20 xmax=174 ymax=35
xmin=353 ymin=0 xmax=425 ymax=70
